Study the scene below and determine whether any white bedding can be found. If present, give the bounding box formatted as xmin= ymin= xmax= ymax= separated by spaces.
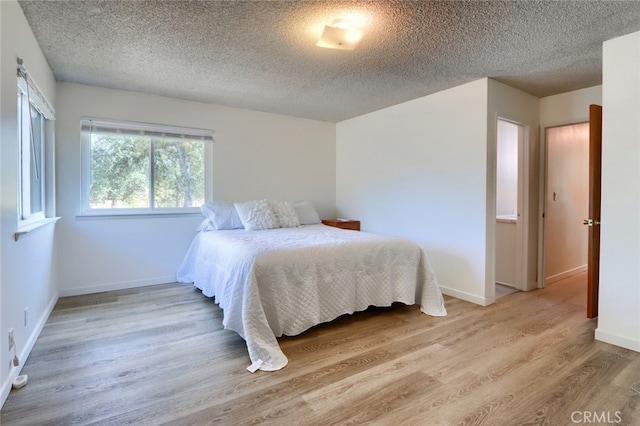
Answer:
xmin=176 ymin=224 xmax=447 ymax=371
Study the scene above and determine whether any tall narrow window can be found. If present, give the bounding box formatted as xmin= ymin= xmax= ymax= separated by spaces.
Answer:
xmin=81 ymin=118 xmax=213 ymax=215
xmin=17 ymin=66 xmax=54 ymax=229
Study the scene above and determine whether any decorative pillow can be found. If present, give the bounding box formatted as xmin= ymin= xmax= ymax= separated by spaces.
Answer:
xmin=234 ymin=199 xmax=279 ymax=231
xmin=293 ymin=201 xmax=321 ymax=225
xmin=270 ymin=200 xmax=300 ymax=228
xmin=196 ymin=218 xmax=216 ymax=232
xmin=200 ymin=202 xmax=244 ymax=230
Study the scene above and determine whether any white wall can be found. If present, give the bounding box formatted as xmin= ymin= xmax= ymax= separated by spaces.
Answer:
xmin=56 ymin=83 xmax=336 ymax=295
xmin=0 ymin=0 xmax=58 ymax=406
xmin=337 ymin=79 xmax=491 ymax=305
xmin=540 ymin=86 xmax=602 ymax=127
xmin=336 ymin=78 xmax=539 ymax=305
xmin=596 ymin=31 xmax=640 ymax=352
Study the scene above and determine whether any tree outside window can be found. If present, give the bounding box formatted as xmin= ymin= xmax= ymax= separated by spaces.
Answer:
xmin=82 ymin=119 xmax=212 ymax=215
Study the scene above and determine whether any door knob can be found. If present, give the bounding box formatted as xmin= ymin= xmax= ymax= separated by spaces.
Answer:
xmin=583 ymin=219 xmax=601 ymax=226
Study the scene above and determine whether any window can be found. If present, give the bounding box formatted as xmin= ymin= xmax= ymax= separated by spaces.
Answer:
xmin=17 ymin=70 xmax=55 ymax=230
xmin=81 ymin=118 xmax=213 ymax=215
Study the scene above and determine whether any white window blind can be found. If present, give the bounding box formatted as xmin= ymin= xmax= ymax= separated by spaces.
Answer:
xmin=81 ymin=118 xmax=214 ymax=142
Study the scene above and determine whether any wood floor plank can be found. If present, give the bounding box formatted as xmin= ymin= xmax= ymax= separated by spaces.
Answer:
xmin=3 ymin=272 xmax=640 ymax=425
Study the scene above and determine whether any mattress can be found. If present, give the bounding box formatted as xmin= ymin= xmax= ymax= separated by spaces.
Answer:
xmin=177 ymin=224 xmax=447 ymax=371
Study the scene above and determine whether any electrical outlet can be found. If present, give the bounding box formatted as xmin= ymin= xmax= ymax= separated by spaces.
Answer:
xmin=8 ymin=329 xmax=14 ymax=351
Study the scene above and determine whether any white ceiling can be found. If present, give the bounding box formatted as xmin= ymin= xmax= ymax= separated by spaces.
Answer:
xmin=18 ymin=0 xmax=640 ymax=122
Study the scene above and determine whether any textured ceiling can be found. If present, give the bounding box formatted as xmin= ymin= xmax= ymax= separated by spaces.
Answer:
xmin=18 ymin=0 xmax=640 ymax=122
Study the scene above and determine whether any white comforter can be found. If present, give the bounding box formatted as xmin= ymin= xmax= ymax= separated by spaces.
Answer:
xmin=176 ymin=224 xmax=447 ymax=371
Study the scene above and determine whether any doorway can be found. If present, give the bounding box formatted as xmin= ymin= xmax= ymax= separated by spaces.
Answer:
xmin=495 ymin=119 xmax=525 ymax=294
xmin=542 ymin=123 xmax=589 ymax=286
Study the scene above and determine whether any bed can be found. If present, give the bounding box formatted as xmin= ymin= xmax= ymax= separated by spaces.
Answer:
xmin=177 ymin=221 xmax=447 ymax=372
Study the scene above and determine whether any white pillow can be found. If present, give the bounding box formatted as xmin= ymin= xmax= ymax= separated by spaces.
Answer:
xmin=293 ymin=201 xmax=321 ymax=225
xmin=234 ymin=199 xmax=279 ymax=231
xmin=196 ymin=218 xmax=216 ymax=232
xmin=270 ymin=200 xmax=300 ymax=228
xmin=200 ymin=202 xmax=244 ymax=230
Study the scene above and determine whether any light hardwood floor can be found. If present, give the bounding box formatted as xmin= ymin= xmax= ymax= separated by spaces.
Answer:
xmin=2 ymin=272 xmax=639 ymax=425
xmin=495 ymin=283 xmax=519 ymax=299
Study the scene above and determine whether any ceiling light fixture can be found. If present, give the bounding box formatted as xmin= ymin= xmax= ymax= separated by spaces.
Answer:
xmin=316 ymin=19 xmax=363 ymax=50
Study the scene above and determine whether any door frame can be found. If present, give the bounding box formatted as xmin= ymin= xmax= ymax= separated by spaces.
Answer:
xmin=537 ymin=120 xmax=589 ymax=290
xmin=537 ymin=119 xmax=589 ymax=288
xmin=492 ymin=117 xmax=530 ymax=296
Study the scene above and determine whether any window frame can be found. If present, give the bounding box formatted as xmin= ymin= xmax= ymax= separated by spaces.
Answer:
xmin=80 ymin=118 xmax=213 ymax=217
xmin=17 ymin=75 xmax=54 ymax=230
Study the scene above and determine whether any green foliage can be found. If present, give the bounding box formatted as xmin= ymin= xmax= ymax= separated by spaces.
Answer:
xmin=90 ymin=134 xmax=204 ymax=209
xmin=154 ymin=140 xmax=205 ymax=208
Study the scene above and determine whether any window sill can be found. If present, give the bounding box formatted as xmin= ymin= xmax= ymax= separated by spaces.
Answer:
xmin=14 ymin=217 xmax=60 ymax=241
xmin=76 ymin=211 xmax=201 ymax=220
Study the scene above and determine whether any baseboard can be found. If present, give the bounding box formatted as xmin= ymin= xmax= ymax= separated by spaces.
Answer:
xmin=595 ymin=329 xmax=640 ymax=352
xmin=545 ymin=264 xmax=587 ymax=285
xmin=1 ymin=294 xmax=58 ymax=408
xmin=439 ymin=285 xmax=491 ymax=306
xmin=59 ymin=275 xmax=177 ymax=297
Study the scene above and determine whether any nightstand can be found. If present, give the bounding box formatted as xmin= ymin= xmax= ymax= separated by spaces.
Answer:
xmin=321 ymin=219 xmax=360 ymax=231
